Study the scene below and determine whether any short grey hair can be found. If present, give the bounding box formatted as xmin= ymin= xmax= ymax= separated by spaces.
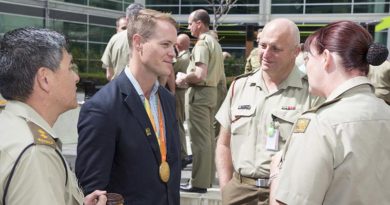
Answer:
xmin=0 ymin=27 xmax=67 ymax=101
xmin=126 ymin=3 xmax=144 ymax=18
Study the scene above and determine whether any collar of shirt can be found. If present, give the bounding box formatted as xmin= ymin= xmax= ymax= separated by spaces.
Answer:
xmin=124 ymin=66 xmax=160 ymax=102
xmin=5 ymin=100 xmax=58 ymax=139
xmin=326 ymin=76 xmax=373 ymax=102
xmin=248 ymin=66 xmax=304 ymax=91
xmin=125 ymin=66 xmax=162 ymax=135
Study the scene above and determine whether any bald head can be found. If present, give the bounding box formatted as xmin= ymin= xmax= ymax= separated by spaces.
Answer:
xmin=261 ymin=18 xmax=300 ymax=48
xmin=258 ymin=18 xmax=301 ymax=77
xmin=176 ymin=33 xmax=190 ymax=52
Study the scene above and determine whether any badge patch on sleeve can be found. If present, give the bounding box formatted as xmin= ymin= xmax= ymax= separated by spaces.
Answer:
xmin=293 ymin=118 xmax=310 ymax=133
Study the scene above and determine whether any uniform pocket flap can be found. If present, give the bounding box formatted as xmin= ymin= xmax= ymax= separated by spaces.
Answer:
xmin=271 ymin=110 xmax=300 ymax=124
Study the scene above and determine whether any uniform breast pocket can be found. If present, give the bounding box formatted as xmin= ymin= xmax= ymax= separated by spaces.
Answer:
xmin=271 ymin=110 xmax=300 ymax=141
xmin=231 ymin=106 xmax=256 ymax=137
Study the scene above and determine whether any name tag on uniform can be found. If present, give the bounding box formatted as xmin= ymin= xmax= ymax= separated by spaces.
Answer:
xmin=238 ymin=105 xmax=251 ymax=110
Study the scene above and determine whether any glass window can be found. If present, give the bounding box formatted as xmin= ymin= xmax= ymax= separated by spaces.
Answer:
xmin=272 ymin=5 xmax=304 ymax=14
xmin=49 ymin=21 xmax=88 ymax=41
xmin=69 ymin=41 xmax=87 ymax=59
xmin=180 ymin=6 xmax=209 ymax=14
xmin=88 ymin=59 xmax=105 ymax=73
xmin=179 ymin=5 xmax=259 ymax=14
xmin=306 ymin=0 xmax=351 ymax=2
xmin=148 ymin=5 xmax=180 ymax=14
xmin=273 ymin=0 xmax=303 ymax=3
xmin=354 ymin=4 xmax=389 ymax=13
xmin=89 ymin=25 xmax=115 ymax=42
xmin=0 ymin=14 xmax=43 ymax=33
xmin=226 ymin=6 xmax=259 ymax=14
xmin=89 ymin=0 xmax=124 ymax=11
xmin=306 ymin=5 xmax=351 ymax=13
xmin=355 ymin=0 xmax=388 ymax=2
xmin=147 ymin=0 xmax=179 ymax=4
xmin=178 ymin=0 xmax=258 ymax=4
xmin=88 ymin=43 xmax=107 ymax=60
xmin=63 ymin=0 xmax=87 ymax=5
xmin=69 ymin=41 xmax=87 ymax=72
xmin=74 ymin=59 xmax=87 ymax=73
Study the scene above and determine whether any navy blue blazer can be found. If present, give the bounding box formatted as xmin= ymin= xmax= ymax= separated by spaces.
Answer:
xmin=75 ymin=72 xmax=180 ymax=205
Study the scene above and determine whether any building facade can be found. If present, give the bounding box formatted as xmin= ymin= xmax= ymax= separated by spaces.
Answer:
xmin=0 ymin=0 xmax=389 ymax=73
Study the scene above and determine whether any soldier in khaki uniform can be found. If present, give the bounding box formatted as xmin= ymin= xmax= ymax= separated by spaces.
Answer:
xmin=244 ymin=29 xmax=262 ymax=73
xmin=368 ymin=60 xmax=390 ymax=104
xmin=101 ymin=3 xmax=144 ymax=81
xmin=0 ymin=27 xmax=106 ymax=205
xmin=115 ymin=16 xmax=127 ymax=33
xmin=173 ymin=33 xmax=191 ymax=166
xmin=215 ymin=18 xmax=318 ymax=204
xmin=270 ymin=21 xmax=390 ymax=205
xmin=176 ymin=9 xmax=224 ymax=193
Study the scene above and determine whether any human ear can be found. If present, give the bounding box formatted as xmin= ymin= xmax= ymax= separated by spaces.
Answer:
xmin=36 ymin=67 xmax=51 ymax=93
xmin=322 ymin=49 xmax=334 ymax=73
xmin=133 ymin=34 xmax=143 ymax=51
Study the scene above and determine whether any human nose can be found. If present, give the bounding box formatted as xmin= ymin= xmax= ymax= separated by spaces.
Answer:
xmin=74 ymin=71 xmax=80 ymax=83
xmin=168 ymin=46 xmax=176 ymax=57
xmin=261 ymin=46 xmax=271 ymax=59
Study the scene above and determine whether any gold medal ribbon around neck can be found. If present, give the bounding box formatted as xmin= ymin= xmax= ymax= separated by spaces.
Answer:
xmin=144 ymin=96 xmax=170 ymax=183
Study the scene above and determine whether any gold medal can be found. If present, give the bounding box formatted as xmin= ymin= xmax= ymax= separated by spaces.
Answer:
xmin=159 ymin=161 xmax=170 ymax=183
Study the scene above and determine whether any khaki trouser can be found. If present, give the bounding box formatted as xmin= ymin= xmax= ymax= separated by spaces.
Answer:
xmin=214 ymin=78 xmax=227 ymax=137
xmin=175 ymin=88 xmax=187 ymax=159
xmin=222 ymin=174 xmax=270 ymax=205
xmin=188 ymin=86 xmax=217 ymax=188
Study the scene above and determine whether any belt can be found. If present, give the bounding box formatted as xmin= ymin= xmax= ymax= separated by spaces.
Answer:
xmin=233 ymin=172 xmax=269 ymax=188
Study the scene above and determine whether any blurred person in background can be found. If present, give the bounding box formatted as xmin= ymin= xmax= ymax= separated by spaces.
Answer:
xmin=368 ymin=59 xmax=390 ymax=104
xmin=101 ymin=3 xmax=144 ymax=81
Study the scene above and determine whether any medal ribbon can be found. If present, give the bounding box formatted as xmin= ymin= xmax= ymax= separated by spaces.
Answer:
xmin=144 ymin=97 xmax=167 ymax=162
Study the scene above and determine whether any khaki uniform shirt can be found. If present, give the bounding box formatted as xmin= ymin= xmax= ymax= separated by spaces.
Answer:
xmin=0 ymin=101 xmax=84 ymax=205
xmin=173 ymin=50 xmax=190 ymax=74
xmin=187 ymin=32 xmax=224 ymax=87
xmin=276 ymin=77 xmax=390 ymax=205
xmin=368 ymin=60 xmax=390 ymax=103
xmin=101 ymin=30 xmax=129 ymax=80
xmin=215 ymin=68 xmax=316 ymax=178
xmin=244 ymin=48 xmax=261 ymax=74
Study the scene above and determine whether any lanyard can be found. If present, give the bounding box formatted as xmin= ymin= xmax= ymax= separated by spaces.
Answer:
xmin=144 ymin=96 xmax=167 ymax=162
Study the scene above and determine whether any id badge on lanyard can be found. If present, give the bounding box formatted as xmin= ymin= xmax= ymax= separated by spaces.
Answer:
xmin=266 ymin=121 xmax=279 ymax=151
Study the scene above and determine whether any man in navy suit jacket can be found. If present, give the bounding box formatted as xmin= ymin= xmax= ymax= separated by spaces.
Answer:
xmin=75 ymin=9 xmax=180 ymax=204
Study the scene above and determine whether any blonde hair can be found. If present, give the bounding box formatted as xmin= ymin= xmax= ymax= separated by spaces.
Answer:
xmin=127 ymin=9 xmax=177 ymax=49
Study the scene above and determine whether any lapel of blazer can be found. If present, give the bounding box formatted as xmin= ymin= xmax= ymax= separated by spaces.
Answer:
xmin=117 ymin=72 xmax=161 ymax=165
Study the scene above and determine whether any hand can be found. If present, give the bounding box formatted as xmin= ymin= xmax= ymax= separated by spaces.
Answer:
xmin=84 ymin=190 xmax=107 ymax=205
xmin=175 ymin=72 xmax=188 ymax=88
